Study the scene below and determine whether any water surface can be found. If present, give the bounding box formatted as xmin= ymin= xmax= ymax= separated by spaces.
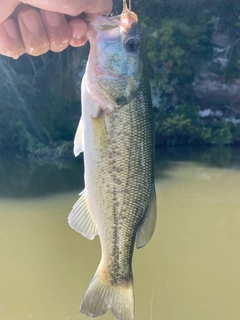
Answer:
xmin=1 ymin=147 xmax=240 ymax=320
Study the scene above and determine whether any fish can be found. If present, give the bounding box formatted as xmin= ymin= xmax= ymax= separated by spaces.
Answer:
xmin=68 ymin=0 xmax=157 ymax=319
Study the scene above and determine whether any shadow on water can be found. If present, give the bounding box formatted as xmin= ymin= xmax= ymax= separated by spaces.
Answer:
xmin=0 ymin=156 xmax=84 ymax=198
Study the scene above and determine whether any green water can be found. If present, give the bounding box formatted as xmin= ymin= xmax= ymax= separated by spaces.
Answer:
xmin=1 ymin=147 xmax=240 ymax=320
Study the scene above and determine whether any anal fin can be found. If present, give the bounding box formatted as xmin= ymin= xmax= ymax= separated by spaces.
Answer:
xmin=136 ymin=185 xmax=157 ymax=249
xmin=68 ymin=189 xmax=98 ymax=240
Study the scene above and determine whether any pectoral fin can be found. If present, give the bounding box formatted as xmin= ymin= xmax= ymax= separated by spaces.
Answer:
xmin=74 ymin=117 xmax=84 ymax=157
xmin=136 ymin=185 xmax=157 ymax=249
xmin=68 ymin=189 xmax=98 ymax=240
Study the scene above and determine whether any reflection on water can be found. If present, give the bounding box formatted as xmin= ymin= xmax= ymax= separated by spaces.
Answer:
xmin=1 ymin=147 xmax=240 ymax=320
xmin=0 ymin=156 xmax=84 ymax=198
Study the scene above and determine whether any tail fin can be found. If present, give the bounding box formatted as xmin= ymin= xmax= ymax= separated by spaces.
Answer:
xmin=80 ymin=265 xmax=134 ymax=320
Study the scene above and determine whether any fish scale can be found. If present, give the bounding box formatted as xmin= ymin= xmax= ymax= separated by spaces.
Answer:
xmin=68 ymin=3 xmax=156 ymax=320
xmin=102 ymin=98 xmax=153 ymax=282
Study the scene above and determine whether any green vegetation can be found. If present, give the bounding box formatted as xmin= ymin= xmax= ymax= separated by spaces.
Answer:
xmin=1 ymin=0 xmax=240 ymax=158
xmin=155 ymin=103 xmax=234 ymax=146
xmin=0 ymin=48 xmax=87 ymax=157
xmin=137 ymin=0 xmax=240 ymax=146
xmin=138 ymin=1 xmax=213 ymax=98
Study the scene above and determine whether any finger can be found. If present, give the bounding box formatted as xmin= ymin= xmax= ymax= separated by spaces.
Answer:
xmin=84 ymin=0 xmax=112 ymax=15
xmin=20 ymin=0 xmax=94 ymax=16
xmin=0 ymin=0 xmax=19 ymax=24
xmin=18 ymin=7 xmax=50 ymax=56
xmin=20 ymin=0 xmax=112 ymax=16
xmin=0 ymin=18 xmax=25 ymax=59
xmin=69 ymin=18 xmax=88 ymax=47
xmin=40 ymin=10 xmax=70 ymax=53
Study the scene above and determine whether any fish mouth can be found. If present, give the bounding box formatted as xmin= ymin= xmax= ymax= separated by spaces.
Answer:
xmin=119 ymin=11 xmax=138 ymax=24
xmin=87 ymin=10 xmax=138 ymax=31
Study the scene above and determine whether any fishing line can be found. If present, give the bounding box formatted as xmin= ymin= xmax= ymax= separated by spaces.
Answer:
xmin=150 ymin=266 xmax=157 ymax=320
xmin=123 ymin=0 xmax=132 ymax=11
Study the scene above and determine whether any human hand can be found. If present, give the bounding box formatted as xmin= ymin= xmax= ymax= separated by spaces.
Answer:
xmin=0 ymin=0 xmax=112 ymax=58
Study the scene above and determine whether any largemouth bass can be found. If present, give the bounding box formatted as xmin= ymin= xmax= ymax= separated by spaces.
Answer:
xmin=68 ymin=1 xmax=156 ymax=319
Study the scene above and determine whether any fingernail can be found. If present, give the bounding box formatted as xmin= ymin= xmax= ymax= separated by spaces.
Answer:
xmin=73 ymin=30 xmax=83 ymax=40
xmin=21 ymin=10 xmax=40 ymax=32
xmin=70 ymin=36 xmax=88 ymax=47
xmin=43 ymin=11 xmax=61 ymax=27
xmin=12 ymin=55 xmax=20 ymax=60
xmin=71 ymin=22 xmax=85 ymax=40
xmin=4 ymin=19 xmax=18 ymax=39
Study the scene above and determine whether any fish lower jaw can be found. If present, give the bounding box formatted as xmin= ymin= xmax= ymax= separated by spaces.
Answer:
xmin=94 ymin=67 xmax=122 ymax=79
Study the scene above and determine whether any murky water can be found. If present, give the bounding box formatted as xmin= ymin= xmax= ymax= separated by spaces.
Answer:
xmin=1 ymin=147 xmax=240 ymax=320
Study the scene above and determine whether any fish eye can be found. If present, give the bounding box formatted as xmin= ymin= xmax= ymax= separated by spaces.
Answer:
xmin=125 ymin=37 xmax=139 ymax=52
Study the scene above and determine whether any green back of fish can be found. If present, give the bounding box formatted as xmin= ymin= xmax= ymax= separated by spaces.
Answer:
xmin=93 ymin=31 xmax=155 ymax=282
